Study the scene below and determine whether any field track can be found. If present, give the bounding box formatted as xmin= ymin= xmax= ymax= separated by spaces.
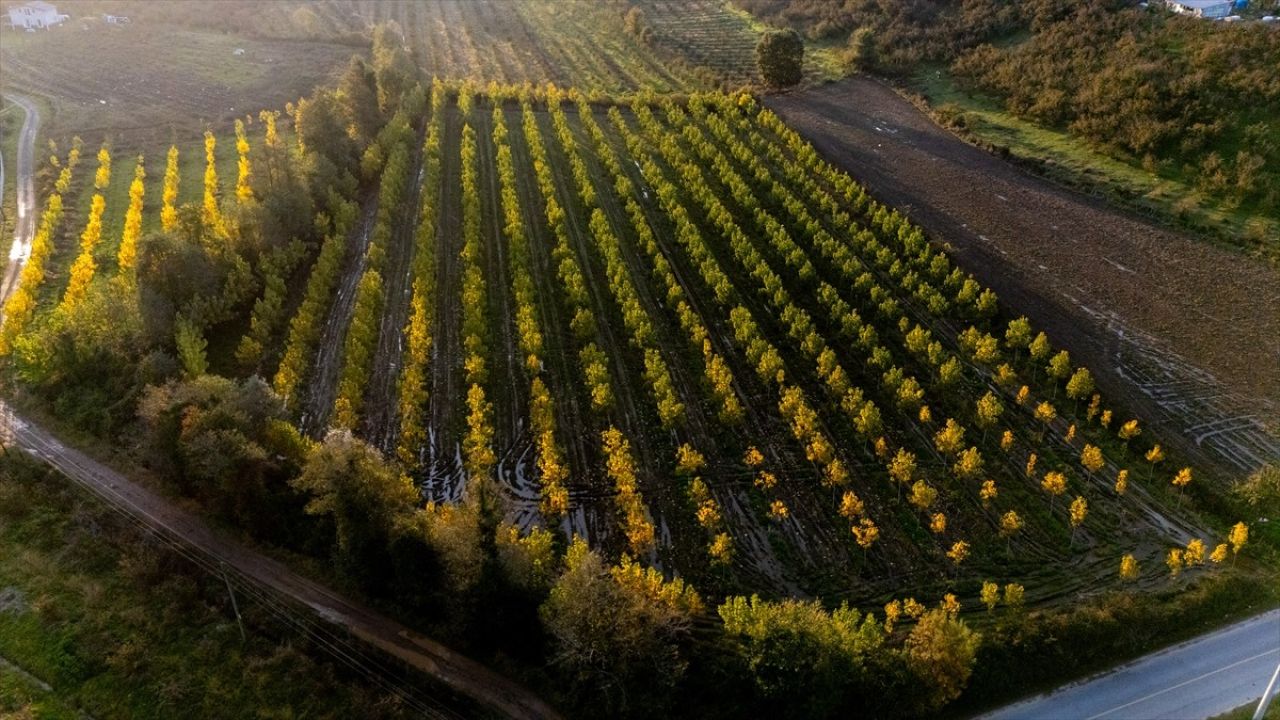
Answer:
xmin=768 ymin=77 xmax=1280 ymax=477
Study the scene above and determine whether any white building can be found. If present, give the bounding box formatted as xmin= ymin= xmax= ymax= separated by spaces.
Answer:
xmin=6 ymin=1 xmax=69 ymax=29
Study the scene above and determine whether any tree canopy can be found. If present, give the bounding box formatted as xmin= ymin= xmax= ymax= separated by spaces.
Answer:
xmin=756 ymin=30 xmax=805 ymax=88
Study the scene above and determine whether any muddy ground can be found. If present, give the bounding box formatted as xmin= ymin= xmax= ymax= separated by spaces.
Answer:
xmin=767 ymin=76 xmax=1280 ymax=479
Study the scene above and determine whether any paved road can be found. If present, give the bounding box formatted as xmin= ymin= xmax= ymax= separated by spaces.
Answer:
xmin=0 ymin=93 xmax=38 ymax=305
xmin=982 ymin=609 xmax=1280 ymax=720
xmin=0 ymin=401 xmax=561 ymax=719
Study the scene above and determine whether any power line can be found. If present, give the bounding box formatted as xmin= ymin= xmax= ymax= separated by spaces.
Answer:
xmin=2 ymin=411 xmax=463 ymax=719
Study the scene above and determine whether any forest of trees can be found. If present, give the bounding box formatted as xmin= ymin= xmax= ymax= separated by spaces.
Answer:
xmin=735 ymin=0 xmax=1279 ymax=213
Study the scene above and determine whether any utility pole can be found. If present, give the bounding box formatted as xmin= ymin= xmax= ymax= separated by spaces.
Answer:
xmin=221 ymin=564 xmax=246 ymax=644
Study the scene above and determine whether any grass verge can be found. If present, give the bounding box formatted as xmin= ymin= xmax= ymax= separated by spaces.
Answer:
xmin=905 ymin=67 xmax=1278 ymax=260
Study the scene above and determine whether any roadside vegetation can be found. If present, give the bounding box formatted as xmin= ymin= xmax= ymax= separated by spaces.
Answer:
xmin=0 ymin=450 xmax=420 ymax=720
xmin=0 ymin=96 xmax=21 ymax=243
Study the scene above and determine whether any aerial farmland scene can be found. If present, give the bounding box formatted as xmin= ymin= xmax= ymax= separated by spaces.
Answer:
xmin=0 ymin=1 xmax=1277 ymax=718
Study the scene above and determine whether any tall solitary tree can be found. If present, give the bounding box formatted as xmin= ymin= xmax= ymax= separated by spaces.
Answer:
xmin=756 ymin=30 xmax=804 ymax=88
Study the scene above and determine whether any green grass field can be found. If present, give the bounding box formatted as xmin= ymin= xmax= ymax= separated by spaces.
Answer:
xmin=0 ymin=96 xmax=20 ymax=245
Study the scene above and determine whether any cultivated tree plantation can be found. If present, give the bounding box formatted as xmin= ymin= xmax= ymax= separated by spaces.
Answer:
xmin=1 ymin=1 xmax=1277 ymax=719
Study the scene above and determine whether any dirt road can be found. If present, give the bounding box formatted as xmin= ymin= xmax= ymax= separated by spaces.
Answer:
xmin=0 ymin=400 xmax=561 ymax=720
xmin=0 ymin=93 xmax=38 ymax=307
xmin=768 ymin=77 xmax=1280 ymax=477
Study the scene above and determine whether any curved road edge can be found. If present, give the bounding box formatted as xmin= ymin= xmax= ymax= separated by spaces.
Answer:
xmin=0 ymin=93 xmax=39 ymax=307
xmin=979 ymin=608 xmax=1280 ymax=720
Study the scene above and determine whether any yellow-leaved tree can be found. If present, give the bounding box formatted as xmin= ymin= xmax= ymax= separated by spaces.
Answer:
xmin=202 ymin=130 xmax=223 ymax=232
xmin=953 ymin=446 xmax=984 ymax=480
xmin=1184 ymin=539 xmax=1205 ymax=565
xmin=116 ymin=158 xmax=145 ymax=274
xmin=1210 ymin=543 xmax=1229 ymax=564
xmin=1120 ymin=554 xmax=1139 ymax=581
xmin=1118 ymin=419 xmax=1141 ymax=454
xmin=161 ymin=145 xmax=180 ymax=231
xmin=235 ymin=118 xmax=253 ymax=202
xmin=1000 ymin=510 xmax=1023 ymax=552
xmin=1081 ymin=444 xmax=1105 ymax=474
xmin=1034 ymin=401 xmax=1057 ymax=440
xmin=975 ymin=391 xmax=1003 ymax=440
xmin=1172 ymin=466 xmax=1193 ymax=491
xmin=61 ymin=193 xmax=107 ymax=310
xmin=1069 ymin=496 xmax=1088 ymax=543
xmin=851 ymin=518 xmax=879 ymax=550
xmin=1041 ymin=471 xmax=1067 ymax=508
xmin=980 ymin=479 xmax=998 ymax=506
xmin=1228 ymin=522 xmax=1249 ymax=563
xmin=1145 ymin=443 xmax=1165 ymax=478
xmin=94 ymin=144 xmax=111 ymax=190
xmin=981 ymin=581 xmax=1000 ymax=611
xmin=930 ymin=513 xmax=947 ymax=534
xmin=909 ymin=480 xmax=937 ymax=510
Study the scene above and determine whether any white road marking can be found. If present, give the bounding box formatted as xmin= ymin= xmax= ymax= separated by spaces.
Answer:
xmin=1084 ymin=647 xmax=1279 ymax=720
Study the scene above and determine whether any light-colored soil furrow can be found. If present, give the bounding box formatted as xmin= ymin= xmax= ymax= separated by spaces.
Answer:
xmin=504 ymin=106 xmax=599 ymax=511
xmin=474 ymin=109 xmax=533 ymax=504
xmin=362 ymin=124 xmax=429 ymax=455
xmin=425 ymin=108 xmax=466 ymax=502
xmin=299 ymin=198 xmax=377 ymax=437
xmin=536 ymin=109 xmax=670 ymax=556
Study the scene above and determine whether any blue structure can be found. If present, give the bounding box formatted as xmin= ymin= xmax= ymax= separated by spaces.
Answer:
xmin=1167 ymin=0 xmax=1235 ymax=18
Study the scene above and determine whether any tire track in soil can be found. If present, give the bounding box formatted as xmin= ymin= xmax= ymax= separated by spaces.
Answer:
xmin=537 ymin=109 xmax=670 ymax=559
xmin=426 ymin=107 xmax=465 ymax=504
xmin=362 ymin=121 xmax=429 ymax=456
xmin=475 ymin=109 xmax=538 ymax=527
xmin=299 ymin=197 xmax=378 ymax=438
xmin=505 ymin=106 xmax=600 ymax=535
